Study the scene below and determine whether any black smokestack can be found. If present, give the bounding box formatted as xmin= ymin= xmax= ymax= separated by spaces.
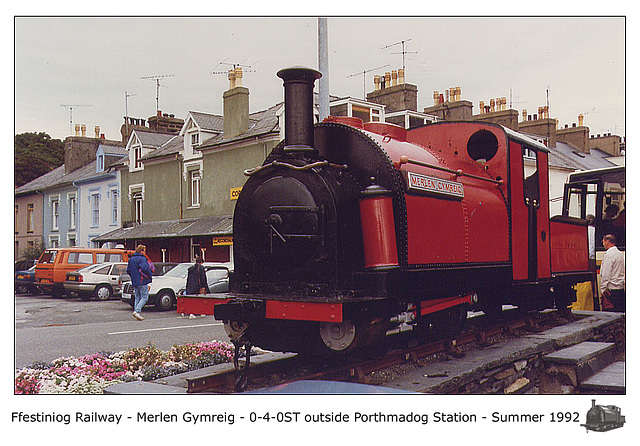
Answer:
xmin=277 ymin=67 xmax=322 ymax=152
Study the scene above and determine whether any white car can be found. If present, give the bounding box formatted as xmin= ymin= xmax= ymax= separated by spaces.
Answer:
xmin=121 ymin=262 xmax=232 ymax=311
xmin=64 ymin=262 xmax=129 ymax=301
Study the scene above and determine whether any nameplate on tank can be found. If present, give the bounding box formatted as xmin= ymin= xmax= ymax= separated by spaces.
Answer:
xmin=406 ymin=172 xmax=464 ymax=199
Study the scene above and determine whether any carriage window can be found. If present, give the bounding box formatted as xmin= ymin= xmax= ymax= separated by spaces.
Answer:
xmin=601 ymin=180 xmax=625 ymax=247
xmin=522 ymin=146 xmax=539 ymax=203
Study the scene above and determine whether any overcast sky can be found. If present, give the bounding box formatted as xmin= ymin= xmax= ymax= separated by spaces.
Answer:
xmin=14 ymin=16 xmax=625 ymax=142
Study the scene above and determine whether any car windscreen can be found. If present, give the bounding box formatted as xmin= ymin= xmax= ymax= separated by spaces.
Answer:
xmin=163 ymin=263 xmax=191 ymax=278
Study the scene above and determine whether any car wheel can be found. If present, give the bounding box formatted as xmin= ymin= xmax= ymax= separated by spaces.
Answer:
xmin=15 ymin=284 xmax=29 ymax=294
xmin=94 ymin=285 xmax=112 ymax=301
xmin=155 ymin=290 xmax=174 ymax=311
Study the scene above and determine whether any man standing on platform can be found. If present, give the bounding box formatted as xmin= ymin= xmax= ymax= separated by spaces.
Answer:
xmin=600 ymin=234 xmax=625 ymax=312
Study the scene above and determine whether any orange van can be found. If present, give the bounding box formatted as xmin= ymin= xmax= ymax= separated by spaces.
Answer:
xmin=35 ymin=247 xmax=135 ymax=297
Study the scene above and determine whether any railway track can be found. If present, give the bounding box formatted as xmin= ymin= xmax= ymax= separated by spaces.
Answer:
xmin=186 ymin=308 xmax=572 ymax=394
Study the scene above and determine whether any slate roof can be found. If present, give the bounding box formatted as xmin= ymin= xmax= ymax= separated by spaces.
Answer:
xmin=189 ymin=111 xmax=224 ymax=132
xmin=92 ymin=214 xmax=233 ymax=242
xmin=549 ymin=141 xmax=618 ymax=171
xmin=135 ymin=130 xmax=176 ymax=149
xmin=199 ymin=102 xmax=281 ymax=148
xmin=14 ymin=159 xmax=120 ymax=196
xmin=141 ymin=134 xmax=183 ymax=161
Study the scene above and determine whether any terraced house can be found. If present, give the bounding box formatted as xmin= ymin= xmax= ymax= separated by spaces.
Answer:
xmin=14 ymin=129 xmax=126 ymax=256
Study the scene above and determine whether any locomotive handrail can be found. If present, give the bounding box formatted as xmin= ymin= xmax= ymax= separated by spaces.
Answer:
xmin=244 ymin=160 xmax=348 ymax=176
xmin=395 ymin=155 xmax=503 ymax=185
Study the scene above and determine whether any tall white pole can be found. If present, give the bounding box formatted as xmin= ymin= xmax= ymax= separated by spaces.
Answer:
xmin=318 ymin=17 xmax=329 ymax=121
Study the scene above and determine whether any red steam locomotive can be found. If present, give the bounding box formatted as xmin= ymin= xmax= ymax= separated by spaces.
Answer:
xmin=213 ymin=67 xmax=591 ymax=354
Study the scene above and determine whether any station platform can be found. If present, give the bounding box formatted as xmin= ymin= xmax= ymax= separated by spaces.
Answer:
xmin=104 ymin=310 xmax=624 ymax=395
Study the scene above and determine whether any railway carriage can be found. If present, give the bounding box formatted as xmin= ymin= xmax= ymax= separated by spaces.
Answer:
xmin=212 ymin=67 xmax=591 ymax=354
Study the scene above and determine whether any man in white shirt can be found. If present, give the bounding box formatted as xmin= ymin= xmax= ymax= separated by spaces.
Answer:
xmin=600 ymin=234 xmax=625 ymax=312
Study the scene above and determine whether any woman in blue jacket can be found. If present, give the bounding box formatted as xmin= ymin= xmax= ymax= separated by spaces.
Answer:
xmin=126 ymin=245 xmax=153 ymax=320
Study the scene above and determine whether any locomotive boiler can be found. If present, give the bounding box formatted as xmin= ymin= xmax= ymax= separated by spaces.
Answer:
xmin=213 ymin=66 xmax=591 ymax=354
xmin=581 ymin=399 xmax=625 ymax=432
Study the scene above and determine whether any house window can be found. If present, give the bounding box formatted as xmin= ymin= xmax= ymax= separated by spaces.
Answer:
xmin=190 ymin=170 xmax=201 ymax=207
xmin=51 ymin=198 xmax=60 ymax=230
xmin=68 ymin=235 xmax=76 ymax=247
xmin=97 ymin=154 xmax=104 ymax=172
xmin=50 ymin=236 xmax=59 ymax=248
xmin=111 ymin=189 xmax=118 ymax=224
xmin=191 ymin=133 xmax=200 ymax=146
xmin=27 ymin=204 xmax=34 ymax=233
xmin=134 ymin=146 xmax=142 ymax=169
xmin=91 ymin=193 xmax=100 ymax=227
xmin=69 ymin=195 xmax=77 ymax=229
xmin=133 ymin=192 xmax=143 ymax=222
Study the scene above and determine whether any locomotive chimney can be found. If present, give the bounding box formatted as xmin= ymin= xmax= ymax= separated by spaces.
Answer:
xmin=277 ymin=66 xmax=322 ymax=152
xmin=592 ymin=399 xmax=596 ymax=408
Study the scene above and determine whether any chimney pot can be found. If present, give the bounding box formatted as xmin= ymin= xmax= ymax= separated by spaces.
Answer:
xmin=384 ymin=72 xmax=391 ymax=88
xmin=398 ymin=68 xmax=405 ymax=84
xmin=95 ymin=126 xmax=100 ymax=138
xmin=235 ymin=67 xmax=243 ymax=87
xmin=75 ymin=124 xmax=80 ymax=136
xmin=479 ymin=101 xmax=485 ymax=113
xmin=81 ymin=124 xmax=86 ymax=137
xmin=391 ymin=70 xmax=398 ymax=87
xmin=374 ymin=75 xmax=381 ymax=91
xmin=578 ymin=114 xmax=584 ymax=126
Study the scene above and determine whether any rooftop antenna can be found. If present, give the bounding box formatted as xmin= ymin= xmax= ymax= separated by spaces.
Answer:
xmin=140 ymin=74 xmax=174 ymax=114
xmin=347 ymin=64 xmax=390 ymax=100
xmin=382 ymin=39 xmax=416 ymax=75
xmin=211 ymin=60 xmax=257 ymax=75
xmin=60 ymin=104 xmax=92 ymax=136
xmin=124 ymin=91 xmax=138 ymax=137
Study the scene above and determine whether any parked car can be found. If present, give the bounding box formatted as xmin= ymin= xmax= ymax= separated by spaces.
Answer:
xmin=15 ymin=265 xmax=40 ymax=294
xmin=122 ymin=262 xmax=232 ymax=311
xmin=35 ymin=247 xmax=135 ymax=297
xmin=177 ymin=266 xmax=231 ymax=295
xmin=64 ymin=262 xmax=129 ymax=301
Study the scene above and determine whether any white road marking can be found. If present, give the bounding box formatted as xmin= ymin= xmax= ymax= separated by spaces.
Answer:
xmin=109 ymin=322 xmax=223 ymax=335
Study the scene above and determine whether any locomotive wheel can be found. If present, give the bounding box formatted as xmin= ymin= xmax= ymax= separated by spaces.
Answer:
xmin=318 ymin=317 xmax=389 ymax=354
xmin=319 ymin=321 xmax=357 ymax=352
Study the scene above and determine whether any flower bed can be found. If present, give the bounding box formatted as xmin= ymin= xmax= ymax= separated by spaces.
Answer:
xmin=15 ymin=340 xmax=237 ymax=394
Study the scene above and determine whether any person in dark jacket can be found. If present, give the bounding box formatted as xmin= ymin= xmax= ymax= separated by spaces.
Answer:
xmin=186 ymin=256 xmax=210 ymax=295
xmin=126 ymin=245 xmax=153 ymax=320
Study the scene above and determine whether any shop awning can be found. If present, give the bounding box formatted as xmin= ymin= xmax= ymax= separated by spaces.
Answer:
xmin=92 ymin=215 xmax=233 ymax=243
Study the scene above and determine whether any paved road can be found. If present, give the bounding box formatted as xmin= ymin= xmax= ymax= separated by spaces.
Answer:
xmin=15 ymin=293 xmax=229 ymax=369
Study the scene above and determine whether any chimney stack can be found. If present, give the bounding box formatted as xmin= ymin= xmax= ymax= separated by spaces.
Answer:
xmin=277 ymin=66 xmax=322 ymax=152
xmin=223 ymin=67 xmax=250 ymax=138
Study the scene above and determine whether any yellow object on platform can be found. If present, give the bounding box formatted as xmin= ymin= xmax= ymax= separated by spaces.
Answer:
xmin=571 ymin=281 xmax=594 ymax=311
